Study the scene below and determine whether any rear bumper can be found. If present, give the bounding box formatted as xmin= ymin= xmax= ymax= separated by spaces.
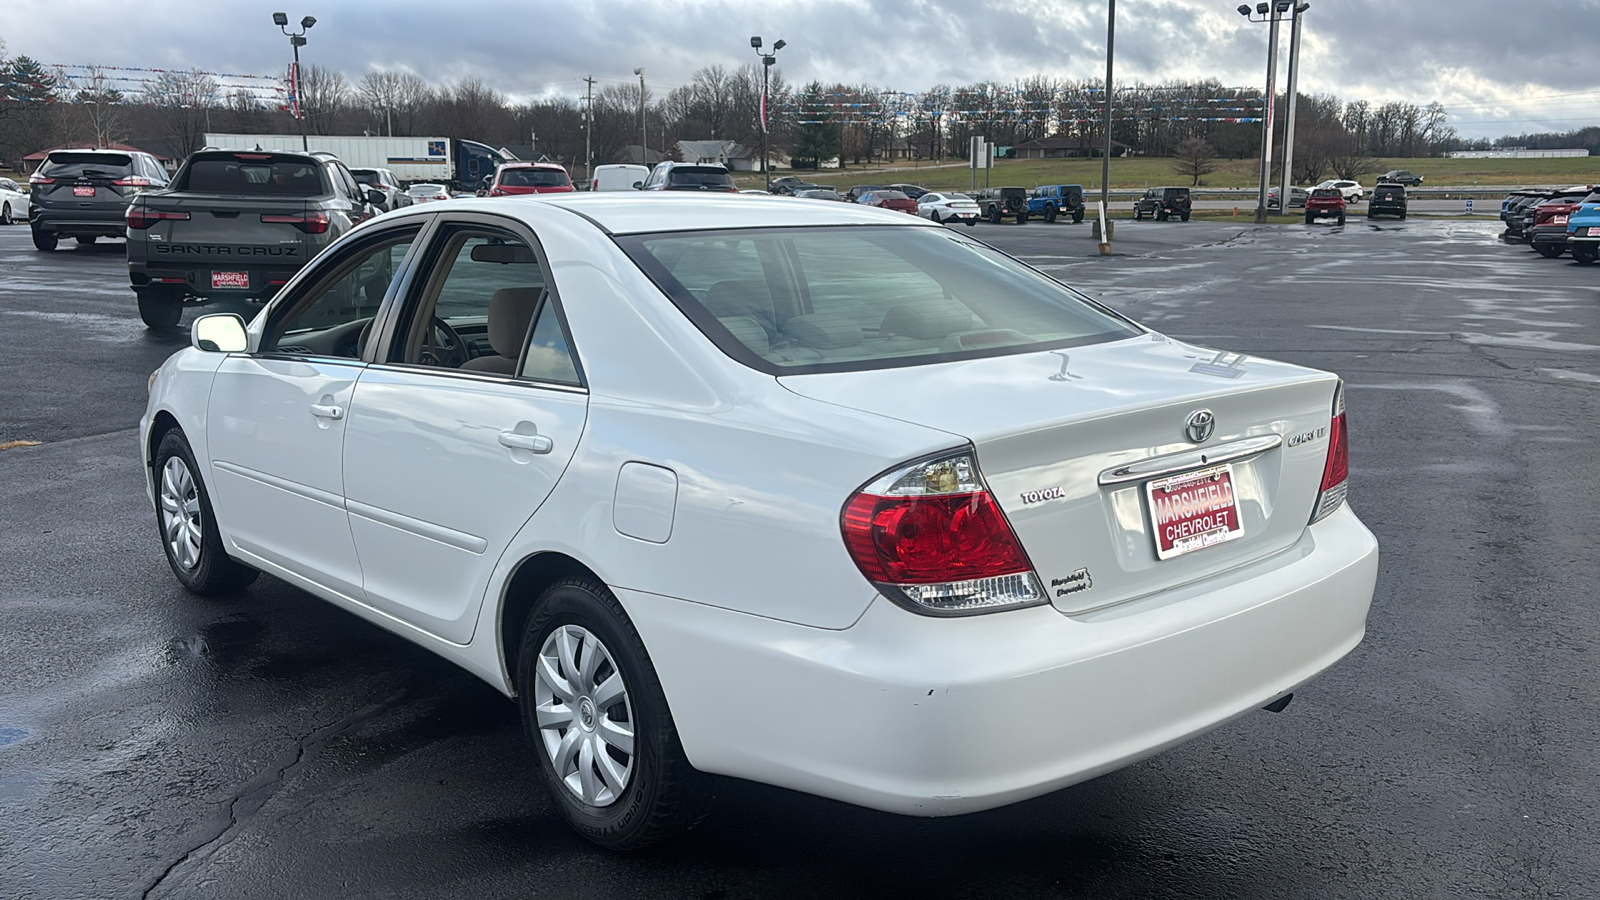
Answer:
xmin=1531 ymin=227 xmax=1571 ymax=244
xmin=625 ymin=505 xmax=1378 ymax=816
xmin=29 ymin=207 xmax=126 ymax=237
xmin=129 ymin=260 xmax=300 ymax=300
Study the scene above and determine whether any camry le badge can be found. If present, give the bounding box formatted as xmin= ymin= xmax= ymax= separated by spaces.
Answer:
xmin=1185 ymin=409 xmax=1215 ymax=444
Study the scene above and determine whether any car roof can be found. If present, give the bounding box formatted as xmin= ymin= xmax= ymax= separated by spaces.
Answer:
xmin=405 ymin=192 xmax=939 ymax=235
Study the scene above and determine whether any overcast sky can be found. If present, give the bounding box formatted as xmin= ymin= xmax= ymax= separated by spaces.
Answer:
xmin=6 ymin=0 xmax=1600 ymax=139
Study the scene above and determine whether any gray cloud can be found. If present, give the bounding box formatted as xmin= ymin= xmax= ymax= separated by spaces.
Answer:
xmin=5 ymin=0 xmax=1597 ymax=137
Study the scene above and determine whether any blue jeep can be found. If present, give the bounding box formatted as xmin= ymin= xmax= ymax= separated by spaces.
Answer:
xmin=1028 ymin=184 xmax=1085 ymax=223
xmin=1564 ymin=190 xmax=1600 ymax=265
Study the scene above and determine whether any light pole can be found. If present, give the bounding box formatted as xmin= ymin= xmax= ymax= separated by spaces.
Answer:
xmin=751 ymin=36 xmax=785 ymax=191
xmin=1279 ymin=3 xmax=1309 ymax=215
xmin=633 ymin=67 xmax=647 ymax=161
xmin=1238 ymin=1 xmax=1290 ymax=223
xmin=272 ymin=12 xmax=316 ymax=151
xmin=1099 ymin=0 xmax=1115 ymax=252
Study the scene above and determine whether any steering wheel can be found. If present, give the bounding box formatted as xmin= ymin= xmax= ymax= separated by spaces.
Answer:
xmin=420 ymin=316 xmax=470 ymax=368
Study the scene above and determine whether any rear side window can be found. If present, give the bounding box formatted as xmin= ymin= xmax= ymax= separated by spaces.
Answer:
xmin=40 ymin=153 xmax=134 ymax=177
xmin=619 ymin=225 xmax=1141 ymax=375
xmin=666 ymin=167 xmax=735 ymax=188
xmin=176 ymin=155 xmax=327 ymax=196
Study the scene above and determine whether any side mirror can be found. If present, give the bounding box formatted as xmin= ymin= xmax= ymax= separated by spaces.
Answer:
xmin=192 ymin=313 xmax=248 ymax=353
xmin=632 ymin=181 xmax=644 ymax=189
xmin=366 ymin=189 xmax=387 ymax=207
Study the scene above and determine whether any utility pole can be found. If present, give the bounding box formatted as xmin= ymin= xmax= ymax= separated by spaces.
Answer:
xmin=1279 ymin=3 xmax=1309 ymax=214
xmin=1097 ymin=0 xmax=1116 ymax=253
xmin=583 ymin=75 xmax=596 ymax=183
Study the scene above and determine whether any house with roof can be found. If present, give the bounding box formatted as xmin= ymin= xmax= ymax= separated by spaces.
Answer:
xmin=1011 ymin=133 xmax=1131 ymax=159
xmin=674 ymin=139 xmax=784 ymax=172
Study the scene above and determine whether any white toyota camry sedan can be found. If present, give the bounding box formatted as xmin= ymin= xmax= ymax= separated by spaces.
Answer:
xmin=140 ymin=193 xmax=1379 ymax=849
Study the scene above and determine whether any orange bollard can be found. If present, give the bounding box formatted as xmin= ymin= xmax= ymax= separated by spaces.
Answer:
xmin=1232 ymin=206 xmax=1238 ymax=217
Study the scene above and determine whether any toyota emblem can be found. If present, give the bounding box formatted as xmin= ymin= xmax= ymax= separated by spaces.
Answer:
xmin=1184 ymin=409 xmax=1215 ymax=444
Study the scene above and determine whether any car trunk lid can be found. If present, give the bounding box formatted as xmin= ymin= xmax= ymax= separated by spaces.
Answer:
xmin=781 ymin=336 xmax=1340 ymax=614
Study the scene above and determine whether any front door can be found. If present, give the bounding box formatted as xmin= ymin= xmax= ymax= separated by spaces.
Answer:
xmin=342 ymin=221 xmax=588 ymax=643
xmin=205 ymin=225 xmax=422 ymax=597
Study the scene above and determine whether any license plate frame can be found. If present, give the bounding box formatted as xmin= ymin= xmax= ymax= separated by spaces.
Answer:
xmin=1145 ymin=463 xmax=1244 ymax=561
xmin=1554 ymin=215 xmax=1569 ymax=225
xmin=211 ymin=271 xmax=250 ymax=289
xmin=72 ymin=185 xmax=95 ymax=197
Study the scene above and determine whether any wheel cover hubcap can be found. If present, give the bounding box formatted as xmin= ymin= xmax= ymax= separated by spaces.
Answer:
xmin=158 ymin=456 xmax=203 ymax=570
xmin=533 ymin=624 xmax=635 ymax=807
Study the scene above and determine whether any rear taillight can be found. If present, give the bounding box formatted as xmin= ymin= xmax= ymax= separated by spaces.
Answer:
xmin=1310 ymin=381 xmax=1349 ymax=524
xmin=113 ymin=176 xmax=151 ymax=187
xmin=841 ymin=450 xmax=1046 ymax=616
xmin=29 ymin=174 xmax=54 ymax=184
xmin=126 ymin=207 xmax=190 ymax=229
xmin=261 ymin=211 xmax=330 ymax=234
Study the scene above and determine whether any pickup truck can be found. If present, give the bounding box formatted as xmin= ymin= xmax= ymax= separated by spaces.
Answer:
xmin=1304 ymin=188 xmax=1346 ymax=225
xmin=975 ymin=187 xmax=1030 ymax=224
xmin=1028 ymin=184 xmax=1085 ymax=223
xmin=127 ymin=149 xmax=383 ymax=328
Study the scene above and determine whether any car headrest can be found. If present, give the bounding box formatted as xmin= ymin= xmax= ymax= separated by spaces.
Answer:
xmin=781 ymin=313 xmax=862 ymax=349
xmin=717 ymin=316 xmax=769 ymax=355
xmin=488 ymin=288 xmax=543 ymax=358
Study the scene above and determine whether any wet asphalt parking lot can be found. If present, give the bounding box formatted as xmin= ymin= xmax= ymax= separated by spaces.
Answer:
xmin=2 ymin=214 xmax=1598 ymax=899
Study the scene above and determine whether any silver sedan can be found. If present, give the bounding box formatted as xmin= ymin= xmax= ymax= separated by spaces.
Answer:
xmin=917 ymin=191 xmax=980 ymax=226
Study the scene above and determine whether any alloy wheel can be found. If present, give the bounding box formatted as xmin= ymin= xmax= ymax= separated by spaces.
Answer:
xmin=533 ymin=624 xmax=636 ymax=807
xmin=159 ymin=456 xmax=203 ymax=570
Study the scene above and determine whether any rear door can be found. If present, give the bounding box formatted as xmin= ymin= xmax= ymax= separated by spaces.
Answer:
xmin=341 ymin=218 xmax=588 ymax=643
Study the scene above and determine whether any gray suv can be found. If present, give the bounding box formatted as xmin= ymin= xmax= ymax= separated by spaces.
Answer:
xmin=127 ymin=148 xmax=383 ymax=327
xmin=29 ymin=148 xmax=169 ymax=251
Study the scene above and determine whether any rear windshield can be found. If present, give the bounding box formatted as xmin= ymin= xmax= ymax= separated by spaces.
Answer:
xmin=176 ymin=154 xmax=326 ymax=196
xmin=1163 ymin=188 xmax=1189 ymax=198
xmin=1374 ymin=186 xmax=1404 ymax=198
xmin=871 ymin=191 xmax=910 ymax=201
xmin=501 ymin=167 xmax=570 ymax=188
xmin=667 ymin=167 xmax=735 ymax=188
xmin=1311 ymin=188 xmax=1342 ymax=198
xmin=41 ymin=153 xmax=134 ymax=177
xmin=350 ymin=170 xmax=384 ymax=185
xmin=618 ymin=225 xmax=1141 ymax=375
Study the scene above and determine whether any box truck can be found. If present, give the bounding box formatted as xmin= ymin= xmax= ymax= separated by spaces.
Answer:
xmin=201 ymin=134 xmax=509 ymax=193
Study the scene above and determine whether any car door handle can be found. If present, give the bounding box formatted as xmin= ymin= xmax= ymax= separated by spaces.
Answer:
xmin=498 ymin=431 xmax=552 ymax=454
xmin=309 ymin=403 xmax=345 ymax=420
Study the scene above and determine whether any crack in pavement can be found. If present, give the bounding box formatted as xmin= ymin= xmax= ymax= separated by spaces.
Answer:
xmin=137 ymin=690 xmax=413 ymax=899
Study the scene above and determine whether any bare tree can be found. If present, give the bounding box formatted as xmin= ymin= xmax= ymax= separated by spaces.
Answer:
xmin=141 ymin=69 xmax=219 ymax=158
xmin=73 ymin=66 xmax=126 ymax=148
xmin=296 ymin=64 xmax=349 ymax=135
xmin=1170 ymin=137 xmax=1217 ymax=186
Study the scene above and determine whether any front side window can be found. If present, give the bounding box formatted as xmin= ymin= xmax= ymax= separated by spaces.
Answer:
xmin=263 ymin=228 xmax=419 ymax=357
xmin=619 ymin=226 xmax=1141 ymax=376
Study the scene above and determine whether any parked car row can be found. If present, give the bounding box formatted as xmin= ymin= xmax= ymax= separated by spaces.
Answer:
xmin=1502 ymin=185 xmax=1600 ymax=262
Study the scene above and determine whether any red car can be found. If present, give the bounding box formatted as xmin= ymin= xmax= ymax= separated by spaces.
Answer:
xmin=860 ymin=189 xmax=918 ymax=214
xmin=483 ymin=163 xmax=574 ymax=196
xmin=1304 ymin=188 xmax=1346 ymax=225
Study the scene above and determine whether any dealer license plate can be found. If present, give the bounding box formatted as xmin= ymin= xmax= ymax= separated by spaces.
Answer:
xmin=1146 ymin=464 xmax=1244 ymax=560
xmin=211 ymin=271 xmax=249 ymax=289
xmin=1554 ymin=215 xmax=1569 ymax=225
xmin=73 ymin=186 xmax=95 ymax=197
xmin=1588 ymin=227 xmax=1600 ymax=236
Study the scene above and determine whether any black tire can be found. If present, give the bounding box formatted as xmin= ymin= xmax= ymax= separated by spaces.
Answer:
xmin=1305 ymin=212 xmax=1315 ymax=225
xmin=1398 ymin=211 xmax=1407 ymax=220
xmin=1043 ymin=205 xmax=1057 ymax=223
xmin=1072 ymin=209 xmax=1084 ymax=224
xmin=1535 ymin=243 xmax=1565 ymax=259
xmin=1573 ymin=243 xmax=1598 ymax=265
xmin=930 ymin=211 xmax=941 ymax=225
xmin=31 ymin=227 xmax=57 ymax=252
xmin=517 ymin=577 xmax=709 ymax=851
xmin=1180 ymin=211 xmax=1190 ymax=222
xmin=988 ymin=207 xmax=1001 ymax=224
xmin=1015 ymin=211 xmax=1028 ymax=224
xmin=137 ymin=290 xmax=184 ymax=329
xmin=1156 ymin=210 xmax=1168 ymax=222
xmin=965 ymin=218 xmax=977 ymax=226
xmin=76 ymin=235 xmax=97 ymax=245
xmin=0 ymin=202 xmax=12 ymax=226
xmin=153 ymin=429 xmax=259 ymax=596
xmin=1337 ymin=213 xmax=1346 ymax=225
